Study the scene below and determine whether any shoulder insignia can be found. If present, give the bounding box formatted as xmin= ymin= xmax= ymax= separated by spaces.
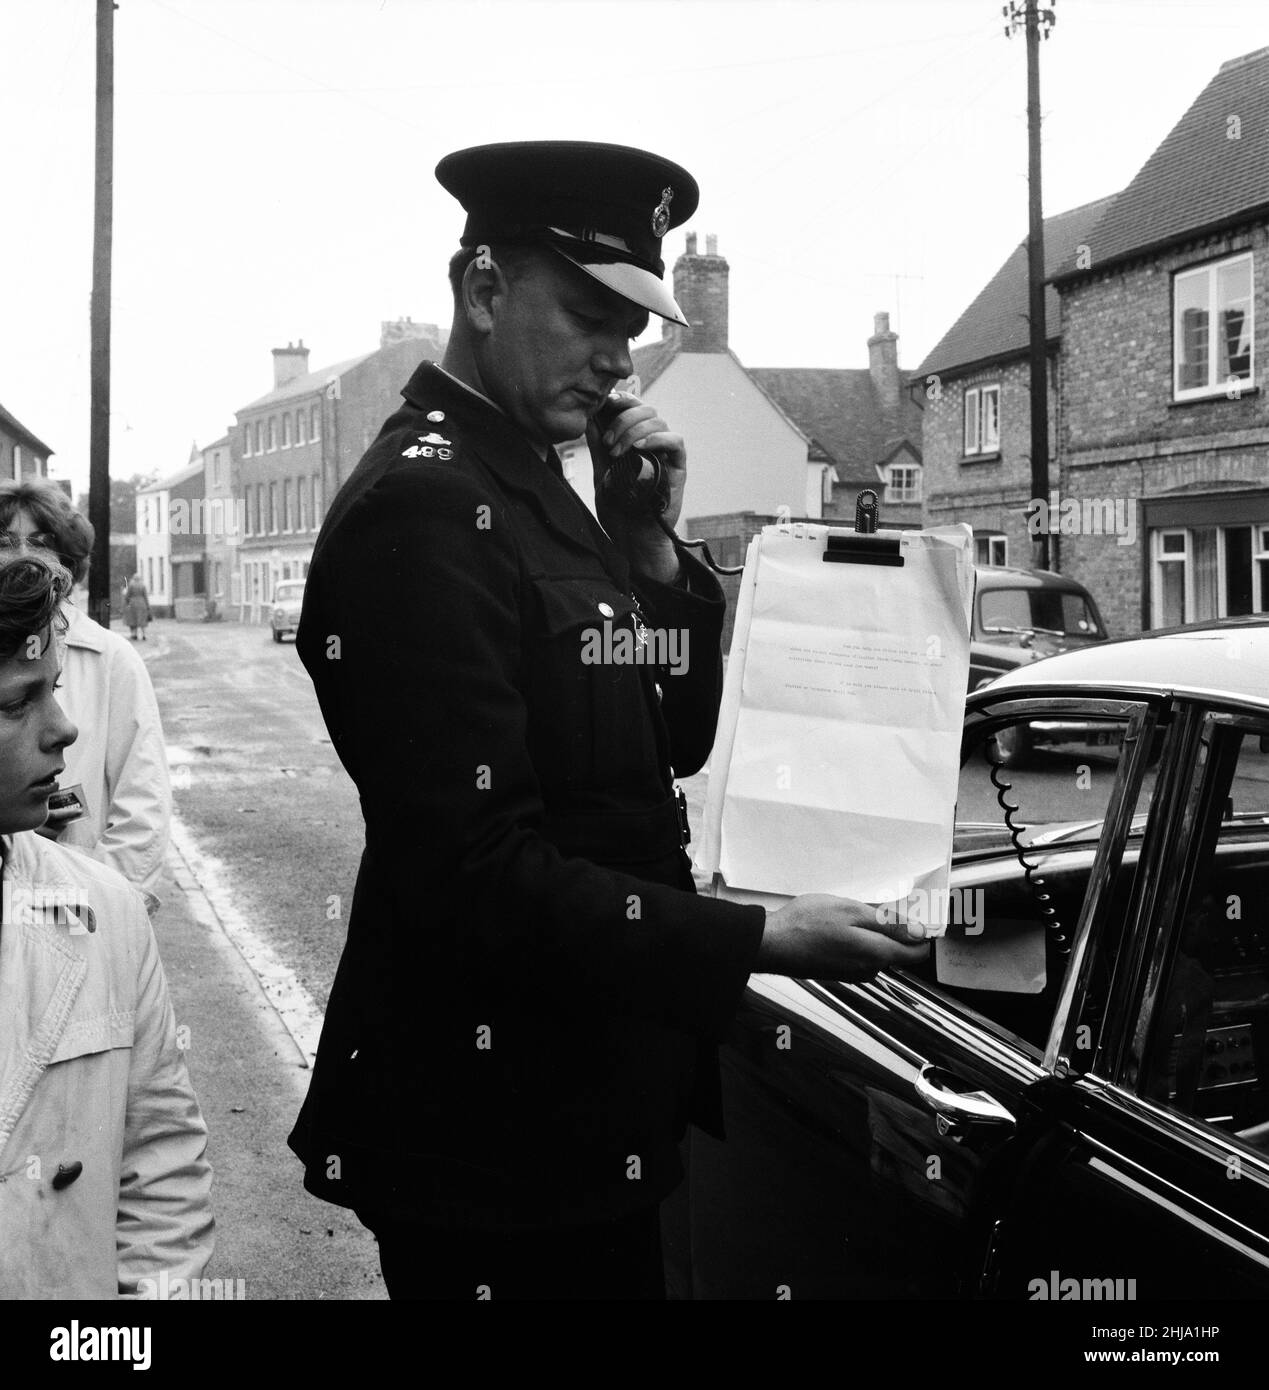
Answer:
xmin=402 ymin=430 xmax=455 ymax=461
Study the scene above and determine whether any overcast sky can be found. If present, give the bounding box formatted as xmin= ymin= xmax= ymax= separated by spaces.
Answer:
xmin=3 ymin=0 xmax=1267 ymax=496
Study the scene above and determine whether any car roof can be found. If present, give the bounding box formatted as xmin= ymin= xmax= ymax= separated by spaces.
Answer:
xmin=975 ymin=565 xmax=1091 ymax=593
xmin=982 ymin=615 xmax=1269 ymax=708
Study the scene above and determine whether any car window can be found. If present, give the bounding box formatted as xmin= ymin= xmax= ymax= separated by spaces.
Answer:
xmin=1140 ymin=722 xmax=1269 ymax=1154
xmin=979 ymin=588 xmax=1103 ymax=639
xmin=902 ymin=708 xmax=1158 ymax=1056
xmin=276 ymin=582 xmax=305 ymax=600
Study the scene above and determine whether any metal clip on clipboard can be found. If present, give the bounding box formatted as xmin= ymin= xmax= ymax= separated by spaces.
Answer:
xmin=821 ymin=488 xmax=905 ymax=567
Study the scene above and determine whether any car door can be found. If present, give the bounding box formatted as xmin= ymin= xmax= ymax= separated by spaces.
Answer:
xmin=686 ymin=692 xmax=1164 ymax=1298
xmin=986 ymin=700 xmax=1269 ymax=1299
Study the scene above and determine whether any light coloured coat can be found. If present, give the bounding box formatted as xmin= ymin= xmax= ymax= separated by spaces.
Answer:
xmin=0 ymin=832 xmax=213 ymax=1298
xmin=56 ymin=603 xmax=171 ymax=905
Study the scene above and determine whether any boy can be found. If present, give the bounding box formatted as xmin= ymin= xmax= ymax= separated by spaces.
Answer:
xmin=0 ymin=552 xmax=213 ymax=1297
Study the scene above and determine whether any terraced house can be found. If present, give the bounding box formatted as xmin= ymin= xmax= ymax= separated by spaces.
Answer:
xmin=231 ymin=318 xmax=447 ymax=620
xmin=916 ymin=194 xmax=1115 ymax=572
xmin=0 ymin=400 xmax=52 ymax=480
xmin=1052 ymin=45 xmax=1269 ymax=636
xmin=918 ymin=44 xmax=1269 ymax=639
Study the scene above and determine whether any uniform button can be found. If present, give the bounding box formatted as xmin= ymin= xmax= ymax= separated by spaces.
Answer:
xmin=52 ymin=1161 xmax=83 ymax=1190
xmin=426 ymin=410 xmax=445 ymax=422
xmin=597 ymin=602 xmax=614 ymax=618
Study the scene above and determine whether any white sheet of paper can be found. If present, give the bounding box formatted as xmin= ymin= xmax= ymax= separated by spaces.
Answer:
xmin=696 ymin=523 xmax=974 ymax=931
xmin=935 ymin=921 xmax=1048 ymax=994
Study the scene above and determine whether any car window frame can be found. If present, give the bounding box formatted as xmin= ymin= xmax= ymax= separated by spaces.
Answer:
xmin=1120 ymin=705 xmax=1269 ymax=1168
xmin=898 ymin=690 xmax=1167 ymax=1080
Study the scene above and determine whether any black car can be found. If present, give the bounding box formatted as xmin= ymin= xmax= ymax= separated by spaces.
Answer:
xmin=971 ymin=565 xmax=1111 ymax=766
xmin=970 ymin=564 xmax=1109 ymax=690
xmin=683 ymin=617 xmax=1269 ymax=1299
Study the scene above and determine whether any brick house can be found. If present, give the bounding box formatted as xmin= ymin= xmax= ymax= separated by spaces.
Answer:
xmin=135 ymin=460 xmax=205 ymax=617
xmin=200 ymin=433 xmax=236 ymax=618
xmin=230 ymin=319 xmax=448 ymax=620
xmin=915 ymin=194 xmax=1116 ymax=574
xmin=1052 ymin=46 xmax=1269 ymax=635
xmin=0 ymin=401 xmax=52 ymax=480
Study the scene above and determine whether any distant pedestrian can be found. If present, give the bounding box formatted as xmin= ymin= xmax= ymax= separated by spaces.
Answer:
xmin=125 ymin=573 xmax=151 ymax=640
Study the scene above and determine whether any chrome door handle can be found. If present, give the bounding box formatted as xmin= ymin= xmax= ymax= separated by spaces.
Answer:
xmin=915 ymin=1064 xmax=1017 ymax=1142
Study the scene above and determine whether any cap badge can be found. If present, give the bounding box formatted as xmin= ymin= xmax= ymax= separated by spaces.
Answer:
xmin=651 ymin=186 xmax=674 ymax=237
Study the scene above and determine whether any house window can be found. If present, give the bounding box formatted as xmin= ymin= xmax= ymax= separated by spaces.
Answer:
xmin=283 ymin=480 xmax=294 ymax=532
xmin=11 ymin=445 xmax=20 ymax=479
xmin=974 ymin=533 xmax=1008 ymax=567
xmin=282 ymin=413 xmax=292 ymax=448
xmin=297 ymin=477 xmax=307 ymax=532
xmin=296 ymin=411 xmax=306 ymax=445
xmin=243 ymin=426 xmax=252 ymax=459
xmin=313 ymin=474 xmax=324 ymax=524
xmin=1152 ymin=529 xmax=1189 ymax=627
xmin=963 ymin=384 xmax=1000 ymax=456
xmin=1174 ymin=252 xmax=1253 ymax=399
xmin=268 ymin=482 xmax=278 ymax=533
xmin=310 ymin=405 xmax=320 ymax=441
xmin=884 ymin=463 xmax=922 ymax=503
xmin=267 ymin=418 xmax=277 ymax=452
xmin=1149 ymin=524 xmax=1269 ymax=627
xmin=254 ymin=422 xmax=263 ymax=455
xmin=212 ymin=452 xmax=222 ymax=487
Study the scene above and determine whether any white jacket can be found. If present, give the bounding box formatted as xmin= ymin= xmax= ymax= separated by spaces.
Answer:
xmin=0 ymin=832 xmax=214 ymax=1298
xmin=56 ymin=604 xmax=171 ymax=904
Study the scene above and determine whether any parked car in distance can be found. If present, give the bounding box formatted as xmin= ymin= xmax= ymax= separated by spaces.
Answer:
xmin=270 ymin=578 xmax=305 ymax=643
xmin=970 ymin=565 xmax=1108 ymax=690
xmin=971 ymin=566 xmax=1111 ymax=765
xmin=683 ymin=616 xmax=1269 ymax=1299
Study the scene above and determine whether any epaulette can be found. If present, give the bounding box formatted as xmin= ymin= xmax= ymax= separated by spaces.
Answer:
xmin=399 ymin=407 xmax=457 ymax=462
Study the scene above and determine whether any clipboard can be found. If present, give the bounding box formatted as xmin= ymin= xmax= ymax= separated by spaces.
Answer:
xmin=695 ymin=495 xmax=974 ymax=934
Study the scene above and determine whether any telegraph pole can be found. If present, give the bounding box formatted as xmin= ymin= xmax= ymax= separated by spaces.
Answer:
xmin=1005 ymin=0 xmax=1056 ymax=570
xmin=89 ymin=0 xmax=116 ymax=626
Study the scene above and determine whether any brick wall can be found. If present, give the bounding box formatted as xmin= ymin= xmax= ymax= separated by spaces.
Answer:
xmin=672 ymin=239 xmax=729 ymax=354
xmin=1061 ymin=226 xmax=1269 ymax=450
xmin=920 ymin=354 xmax=1058 ymax=569
xmin=1060 ymin=221 xmax=1269 ymax=633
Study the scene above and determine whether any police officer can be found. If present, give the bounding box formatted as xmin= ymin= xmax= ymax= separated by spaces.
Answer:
xmin=289 ymin=141 xmax=927 ymax=1300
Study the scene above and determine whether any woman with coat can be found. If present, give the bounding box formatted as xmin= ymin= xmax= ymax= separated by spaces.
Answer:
xmin=124 ymin=572 xmax=151 ymax=640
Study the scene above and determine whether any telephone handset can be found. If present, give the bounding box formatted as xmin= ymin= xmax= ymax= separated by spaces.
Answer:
xmin=592 ymin=400 xmax=671 ymax=517
xmin=588 ymin=398 xmax=744 ymax=575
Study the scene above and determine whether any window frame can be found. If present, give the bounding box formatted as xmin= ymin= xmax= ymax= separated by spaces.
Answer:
xmin=962 ymin=383 xmax=1001 ymax=457
xmin=1173 ymin=251 xmax=1255 ymax=401
xmin=884 ymin=462 xmax=922 ymax=504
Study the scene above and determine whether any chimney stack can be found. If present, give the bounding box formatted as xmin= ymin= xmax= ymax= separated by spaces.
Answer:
xmin=670 ymin=232 xmax=729 ymax=353
xmin=380 ymin=316 xmax=444 ymax=350
xmin=867 ymin=312 xmax=901 ymax=422
xmin=272 ymin=339 xmax=310 ymax=389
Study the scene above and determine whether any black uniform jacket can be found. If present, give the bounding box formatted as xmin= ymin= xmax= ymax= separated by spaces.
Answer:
xmin=288 ymin=361 xmax=766 ymax=1230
